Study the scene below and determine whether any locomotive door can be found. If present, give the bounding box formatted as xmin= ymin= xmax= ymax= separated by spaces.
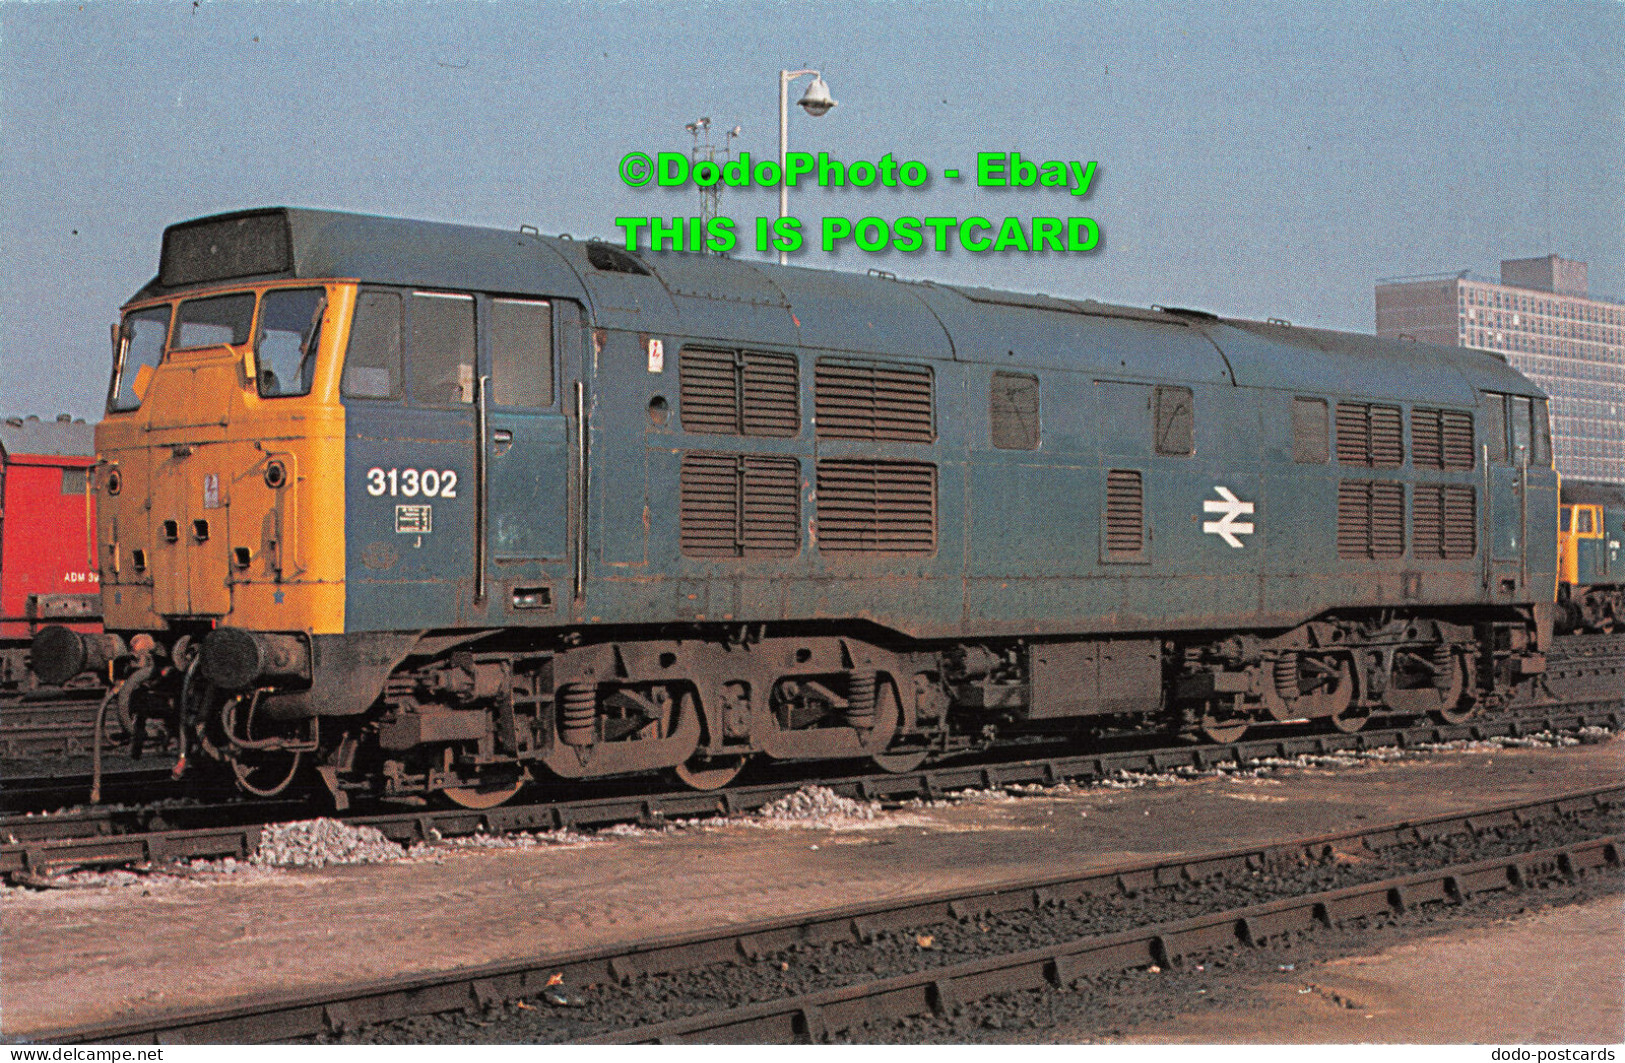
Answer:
xmin=477 ymin=299 xmax=583 ymax=601
xmin=1482 ymin=390 xmax=1529 ymax=594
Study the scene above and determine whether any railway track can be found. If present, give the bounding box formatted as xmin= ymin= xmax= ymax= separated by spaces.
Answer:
xmin=3 ymin=696 xmax=1619 ymax=882
xmin=36 ymin=783 xmax=1623 ymax=1044
xmin=0 ymin=691 xmax=109 ymax=760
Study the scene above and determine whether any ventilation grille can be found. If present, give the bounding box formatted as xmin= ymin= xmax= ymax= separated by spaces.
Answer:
xmin=815 ymin=360 xmax=934 ymax=442
xmin=680 ymin=453 xmax=800 ymax=558
xmin=1104 ymin=469 xmax=1145 ymax=557
xmin=1414 ymin=484 xmax=1477 ymax=559
xmin=680 ymin=348 xmax=799 ymax=437
xmin=815 ymin=460 xmax=936 ymax=554
xmin=741 ymin=353 xmax=799 ymax=436
xmin=1336 ymin=403 xmax=1403 ymax=468
xmin=1411 ymin=408 xmax=1475 ymax=470
xmin=1337 ymin=480 xmax=1405 ymax=559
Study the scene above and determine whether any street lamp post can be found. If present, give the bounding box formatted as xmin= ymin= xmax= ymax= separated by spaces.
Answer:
xmin=778 ymin=68 xmax=837 ymax=266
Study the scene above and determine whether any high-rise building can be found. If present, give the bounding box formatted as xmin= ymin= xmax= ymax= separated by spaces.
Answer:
xmin=1375 ymin=256 xmax=1625 ymax=484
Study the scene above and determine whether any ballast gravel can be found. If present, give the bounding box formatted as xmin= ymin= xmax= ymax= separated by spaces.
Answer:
xmin=752 ymin=785 xmax=879 ymax=823
xmin=252 ymin=819 xmax=406 ymax=868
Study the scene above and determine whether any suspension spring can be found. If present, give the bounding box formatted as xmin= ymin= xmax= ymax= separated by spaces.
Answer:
xmin=559 ymin=683 xmax=598 ymax=747
xmin=846 ymin=670 xmax=877 ymax=730
xmin=1432 ymin=643 xmax=1456 ymax=689
xmin=1273 ymin=653 xmax=1299 ymax=700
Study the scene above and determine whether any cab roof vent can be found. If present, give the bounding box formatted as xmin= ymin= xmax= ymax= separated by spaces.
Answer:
xmin=160 ymin=209 xmax=292 ymax=288
xmin=586 ymin=242 xmax=652 ymax=276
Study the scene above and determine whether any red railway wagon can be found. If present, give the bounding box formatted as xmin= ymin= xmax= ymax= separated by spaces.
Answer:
xmin=0 ymin=414 xmax=100 ymax=690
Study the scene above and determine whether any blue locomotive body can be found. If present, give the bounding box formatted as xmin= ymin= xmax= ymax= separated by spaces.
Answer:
xmin=46 ymin=209 xmax=1560 ymax=805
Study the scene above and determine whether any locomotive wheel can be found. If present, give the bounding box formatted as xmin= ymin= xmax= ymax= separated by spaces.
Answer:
xmin=442 ymin=774 xmax=526 ymax=809
xmin=1262 ymin=653 xmax=1354 ymax=723
xmin=867 ymin=680 xmax=926 ymax=772
xmin=673 ymin=753 xmax=748 ymax=791
xmin=670 ymin=689 xmax=746 ymax=790
xmin=1327 ymin=703 xmax=1370 ymax=734
xmin=1384 ymin=647 xmax=1470 ymax=722
xmin=1198 ymin=702 xmax=1250 ymax=744
xmin=1431 ymin=652 xmax=1479 ymax=725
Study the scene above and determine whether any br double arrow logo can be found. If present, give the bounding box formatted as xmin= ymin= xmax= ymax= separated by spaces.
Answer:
xmin=1202 ymin=486 xmax=1255 ymax=548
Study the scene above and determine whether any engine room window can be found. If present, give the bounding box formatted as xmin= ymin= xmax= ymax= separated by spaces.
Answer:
xmin=1532 ymin=398 xmax=1552 ymax=467
xmin=489 ymin=299 xmax=553 ymax=409
xmin=1510 ymin=396 xmax=1532 ymax=463
xmin=1291 ymin=397 xmax=1329 ymax=464
xmin=342 ymin=290 xmax=404 ymax=400
xmin=60 ymin=468 xmax=89 ymax=495
xmin=1153 ymin=386 xmax=1194 ymax=456
xmin=990 ymin=371 xmax=1040 ymax=450
xmin=409 ymin=292 xmax=476 ymax=405
xmin=173 ymin=292 xmax=255 ymax=349
xmin=254 ymin=288 xmax=325 ymax=398
xmin=109 ymin=305 xmax=171 ymax=412
xmin=1481 ymin=392 xmax=1508 ymax=465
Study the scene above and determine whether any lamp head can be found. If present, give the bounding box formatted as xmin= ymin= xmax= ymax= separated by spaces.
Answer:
xmin=797 ymin=76 xmax=837 ymax=117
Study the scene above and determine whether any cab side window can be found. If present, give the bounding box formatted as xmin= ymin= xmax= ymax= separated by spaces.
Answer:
xmin=110 ymin=305 xmax=172 ymax=412
xmin=489 ymin=299 xmax=553 ymax=409
xmin=409 ymin=292 xmax=477 ymax=405
xmin=342 ymin=291 xmax=404 ymax=400
xmin=255 ymin=288 xmax=325 ymax=398
xmin=1153 ymin=386 xmax=1194 ymax=456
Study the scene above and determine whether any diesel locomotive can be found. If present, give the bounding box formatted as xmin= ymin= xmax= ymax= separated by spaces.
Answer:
xmin=33 ymin=208 xmax=1559 ymax=807
xmin=1 ymin=415 xmax=100 ymax=692
xmin=1557 ymin=479 xmax=1623 ymax=632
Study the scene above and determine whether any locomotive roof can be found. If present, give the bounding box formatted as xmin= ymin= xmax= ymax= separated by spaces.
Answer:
xmin=1562 ymin=479 xmax=1625 ymax=507
xmin=137 ymin=207 xmax=1543 ymax=405
xmin=0 ymin=415 xmax=94 ymax=460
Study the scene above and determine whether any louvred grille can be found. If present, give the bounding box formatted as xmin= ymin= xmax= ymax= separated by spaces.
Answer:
xmin=1414 ymin=484 xmax=1477 ymax=559
xmin=1412 ymin=409 xmax=1444 ymax=469
xmin=815 ymin=460 xmax=936 ymax=554
xmin=1104 ymin=469 xmax=1144 ymax=557
xmin=740 ymin=457 xmax=800 ymax=553
xmin=1412 ymin=408 xmax=1476 ymax=471
xmin=1370 ymin=406 xmax=1403 ymax=467
xmin=680 ymin=348 xmax=799 ymax=437
xmin=815 ymin=360 xmax=934 ymax=442
xmin=741 ymin=353 xmax=799 ymax=436
xmin=1442 ymin=411 xmax=1475 ymax=469
xmin=1337 ymin=402 xmax=1403 ymax=468
xmin=1338 ymin=480 xmax=1405 ymax=559
xmin=680 ymin=452 xmax=800 ymax=557
xmin=1335 ymin=404 xmax=1368 ymax=465
xmin=679 ymin=349 xmax=739 ymax=435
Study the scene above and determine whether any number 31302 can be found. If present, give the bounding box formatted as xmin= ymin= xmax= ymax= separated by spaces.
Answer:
xmin=366 ymin=467 xmax=458 ymax=498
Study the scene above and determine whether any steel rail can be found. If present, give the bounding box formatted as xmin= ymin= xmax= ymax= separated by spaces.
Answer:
xmin=32 ymin=783 xmax=1622 ymax=1044
xmin=588 ymin=834 xmax=1624 ymax=1044
xmin=3 ymin=698 xmax=1620 ymax=879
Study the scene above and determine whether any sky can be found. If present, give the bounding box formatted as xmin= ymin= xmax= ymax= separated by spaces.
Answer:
xmin=2 ymin=0 xmax=1622 ymax=420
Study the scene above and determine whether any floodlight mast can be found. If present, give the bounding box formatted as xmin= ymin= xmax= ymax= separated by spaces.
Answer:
xmin=778 ymin=69 xmax=837 ymax=266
